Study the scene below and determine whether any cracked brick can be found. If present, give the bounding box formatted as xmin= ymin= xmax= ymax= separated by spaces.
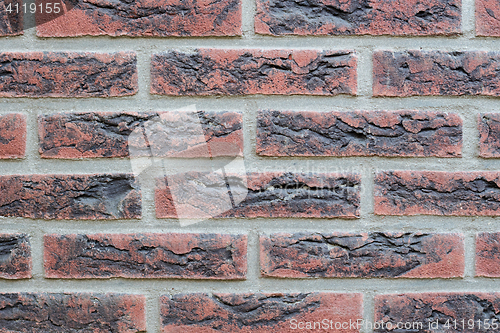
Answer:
xmin=260 ymin=232 xmax=464 ymax=278
xmin=44 ymin=233 xmax=247 ymax=279
xmin=479 ymin=113 xmax=500 ymax=158
xmin=0 ymin=0 xmax=22 ymax=36
xmin=0 ymin=234 xmax=31 ymax=279
xmin=0 ymin=113 xmax=26 ymax=159
xmin=257 ymin=110 xmax=462 ymax=157
xmin=476 ymin=233 xmax=500 ymax=277
xmin=477 ymin=0 xmax=500 ymax=36
xmin=151 ymin=49 xmax=357 ymax=96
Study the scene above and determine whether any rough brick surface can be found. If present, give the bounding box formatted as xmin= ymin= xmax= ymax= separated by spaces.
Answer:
xmin=257 ymin=110 xmax=462 ymax=157
xmin=151 ymin=49 xmax=357 ymax=96
xmin=44 ymin=233 xmax=247 ymax=279
xmin=0 ymin=234 xmax=31 ymax=279
xmin=0 ymin=292 xmax=146 ymax=332
xmin=0 ymin=52 xmax=137 ymax=97
xmin=0 ymin=174 xmax=141 ymax=220
xmin=479 ymin=113 xmax=500 ymax=158
xmin=0 ymin=113 xmax=26 ymax=159
xmin=476 ymin=233 xmax=500 ymax=277
xmin=0 ymin=0 xmax=22 ymax=36
xmin=156 ymin=172 xmax=360 ymax=219
xmin=260 ymin=232 xmax=464 ymax=278
xmin=256 ymin=0 xmax=460 ymax=36
xmin=374 ymin=293 xmax=500 ymax=332
xmin=39 ymin=111 xmax=243 ymax=159
xmin=373 ymin=51 xmax=500 ymax=97
xmin=161 ymin=292 xmax=363 ymax=332
xmin=375 ymin=171 xmax=500 ymax=216
xmin=476 ymin=0 xmax=500 ymax=36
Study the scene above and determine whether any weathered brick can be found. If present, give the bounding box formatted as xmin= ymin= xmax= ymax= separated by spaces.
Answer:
xmin=151 ymin=49 xmax=357 ymax=96
xmin=44 ymin=233 xmax=247 ymax=279
xmin=476 ymin=232 xmax=500 ymax=277
xmin=156 ymin=172 xmax=360 ymax=219
xmin=0 ymin=234 xmax=31 ymax=279
xmin=375 ymin=171 xmax=500 ymax=216
xmin=374 ymin=293 xmax=500 ymax=332
xmin=0 ymin=0 xmax=22 ymax=36
xmin=479 ymin=113 xmax=500 ymax=158
xmin=0 ymin=292 xmax=146 ymax=332
xmin=476 ymin=0 xmax=500 ymax=36
xmin=373 ymin=51 xmax=500 ymax=97
xmin=0 ymin=52 xmax=137 ymax=97
xmin=261 ymin=232 xmax=464 ymax=278
xmin=256 ymin=0 xmax=460 ymax=36
xmin=36 ymin=0 xmax=241 ymax=37
xmin=161 ymin=292 xmax=363 ymax=332
xmin=0 ymin=174 xmax=141 ymax=220
xmin=38 ymin=111 xmax=243 ymax=159
xmin=0 ymin=113 xmax=26 ymax=159
xmin=257 ymin=110 xmax=462 ymax=157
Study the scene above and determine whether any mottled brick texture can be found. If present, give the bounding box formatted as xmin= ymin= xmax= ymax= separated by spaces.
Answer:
xmin=161 ymin=292 xmax=363 ymax=332
xmin=375 ymin=293 xmax=500 ymax=333
xmin=0 ymin=113 xmax=26 ymax=159
xmin=39 ymin=111 xmax=243 ymax=159
xmin=0 ymin=234 xmax=31 ymax=279
xmin=151 ymin=49 xmax=357 ymax=96
xmin=256 ymin=0 xmax=460 ymax=36
xmin=373 ymin=51 xmax=500 ymax=97
xmin=0 ymin=293 xmax=146 ymax=332
xmin=156 ymin=172 xmax=360 ymax=219
xmin=375 ymin=171 xmax=500 ymax=216
xmin=476 ymin=233 xmax=500 ymax=277
xmin=37 ymin=0 xmax=241 ymax=37
xmin=479 ymin=113 xmax=500 ymax=158
xmin=0 ymin=52 xmax=137 ymax=97
xmin=257 ymin=110 xmax=462 ymax=157
xmin=261 ymin=232 xmax=464 ymax=278
xmin=476 ymin=0 xmax=500 ymax=36
xmin=0 ymin=174 xmax=141 ymax=220
xmin=44 ymin=233 xmax=247 ymax=279
xmin=0 ymin=0 xmax=22 ymax=36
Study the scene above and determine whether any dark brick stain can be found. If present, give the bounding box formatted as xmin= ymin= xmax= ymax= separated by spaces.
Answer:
xmin=477 ymin=0 xmax=500 ymax=36
xmin=0 ymin=234 xmax=31 ymax=279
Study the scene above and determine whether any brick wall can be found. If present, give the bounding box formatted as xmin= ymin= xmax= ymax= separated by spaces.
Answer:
xmin=1 ymin=0 xmax=500 ymax=332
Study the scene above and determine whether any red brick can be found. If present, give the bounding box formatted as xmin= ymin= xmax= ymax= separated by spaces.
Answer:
xmin=0 ymin=234 xmax=31 ymax=279
xmin=374 ymin=293 xmax=500 ymax=332
xmin=261 ymin=232 xmax=464 ymax=278
xmin=476 ymin=232 xmax=500 ymax=277
xmin=476 ymin=0 xmax=500 ymax=36
xmin=38 ymin=111 xmax=243 ymax=159
xmin=44 ymin=233 xmax=247 ymax=279
xmin=161 ymin=292 xmax=363 ymax=332
xmin=0 ymin=292 xmax=146 ymax=332
xmin=375 ymin=171 xmax=500 ymax=216
xmin=256 ymin=0 xmax=460 ymax=36
xmin=0 ymin=113 xmax=26 ymax=159
xmin=151 ymin=49 xmax=357 ymax=96
xmin=257 ymin=110 xmax=462 ymax=157
xmin=0 ymin=174 xmax=141 ymax=220
xmin=156 ymin=172 xmax=360 ymax=219
xmin=373 ymin=50 xmax=500 ymax=97
xmin=479 ymin=113 xmax=500 ymax=158
xmin=37 ymin=0 xmax=241 ymax=37
xmin=0 ymin=52 xmax=137 ymax=97
xmin=0 ymin=0 xmax=22 ymax=36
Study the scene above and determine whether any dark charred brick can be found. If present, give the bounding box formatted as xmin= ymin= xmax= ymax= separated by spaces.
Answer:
xmin=375 ymin=171 xmax=500 ymax=216
xmin=0 ymin=52 xmax=137 ymax=97
xmin=0 ymin=113 xmax=26 ymax=159
xmin=373 ymin=51 xmax=500 ymax=97
xmin=375 ymin=293 xmax=500 ymax=333
xmin=257 ymin=110 xmax=462 ymax=157
xmin=36 ymin=0 xmax=241 ymax=37
xmin=476 ymin=233 xmax=500 ymax=277
xmin=0 ymin=234 xmax=31 ymax=279
xmin=476 ymin=0 xmax=500 ymax=36
xmin=0 ymin=174 xmax=141 ymax=220
xmin=161 ymin=292 xmax=363 ymax=332
xmin=479 ymin=113 xmax=500 ymax=158
xmin=151 ymin=49 xmax=357 ymax=96
xmin=156 ymin=172 xmax=360 ymax=219
xmin=0 ymin=292 xmax=146 ymax=332
xmin=0 ymin=0 xmax=22 ymax=36
xmin=256 ymin=0 xmax=460 ymax=36
xmin=261 ymin=232 xmax=464 ymax=278
xmin=38 ymin=111 xmax=243 ymax=159
xmin=44 ymin=233 xmax=247 ymax=279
